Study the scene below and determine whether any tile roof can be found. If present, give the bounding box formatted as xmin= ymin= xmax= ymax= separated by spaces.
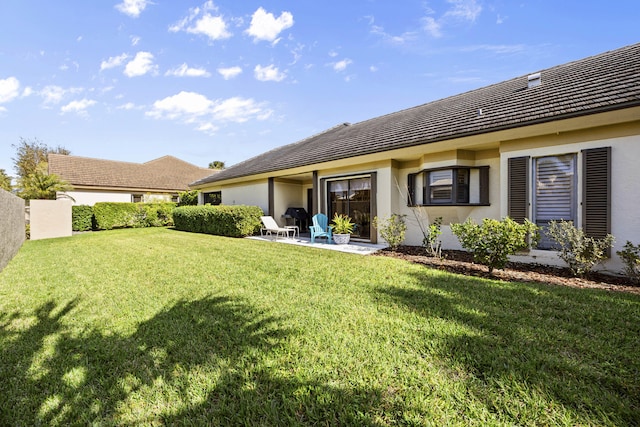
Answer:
xmin=48 ymin=154 xmax=214 ymax=191
xmin=193 ymin=42 xmax=640 ymax=186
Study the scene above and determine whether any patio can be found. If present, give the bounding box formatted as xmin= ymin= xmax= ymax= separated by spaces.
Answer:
xmin=247 ymin=233 xmax=387 ymax=255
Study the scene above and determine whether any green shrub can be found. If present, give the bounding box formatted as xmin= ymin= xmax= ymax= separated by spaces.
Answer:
xmin=72 ymin=205 xmax=94 ymax=231
xmin=616 ymin=241 xmax=640 ymax=284
xmin=93 ymin=202 xmax=176 ymax=230
xmin=373 ymin=214 xmax=406 ymax=251
xmin=136 ymin=203 xmax=176 ymax=227
xmin=547 ymin=220 xmax=615 ymax=278
xmin=423 ymin=216 xmax=443 ymax=258
xmin=173 ymin=205 xmax=263 ymax=237
xmin=177 ymin=190 xmax=199 ymax=206
xmin=451 ymin=217 xmax=539 ymax=274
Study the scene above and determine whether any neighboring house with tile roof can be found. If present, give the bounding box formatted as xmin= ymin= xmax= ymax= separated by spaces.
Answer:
xmin=49 ymin=154 xmax=214 ymax=206
xmin=191 ymin=43 xmax=640 ymax=274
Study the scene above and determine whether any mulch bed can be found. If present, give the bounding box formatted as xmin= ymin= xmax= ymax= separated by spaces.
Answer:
xmin=375 ymin=246 xmax=640 ymax=295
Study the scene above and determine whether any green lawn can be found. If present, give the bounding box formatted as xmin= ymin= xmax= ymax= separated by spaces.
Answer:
xmin=0 ymin=228 xmax=638 ymax=426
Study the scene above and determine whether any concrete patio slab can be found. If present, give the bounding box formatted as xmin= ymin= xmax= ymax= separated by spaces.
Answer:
xmin=247 ymin=235 xmax=387 ymax=255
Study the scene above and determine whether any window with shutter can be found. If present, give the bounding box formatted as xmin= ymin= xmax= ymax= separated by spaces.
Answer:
xmin=407 ymin=166 xmax=489 ymax=206
xmin=533 ymin=154 xmax=577 ymax=249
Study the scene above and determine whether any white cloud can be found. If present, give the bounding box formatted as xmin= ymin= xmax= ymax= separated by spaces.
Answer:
xmin=170 ymin=2 xmax=231 ymax=41
xmin=254 ymin=64 xmax=286 ymax=82
xmin=0 ymin=77 xmax=20 ymax=104
xmin=100 ymin=53 xmax=129 ymax=71
xmin=218 ymin=66 xmax=243 ymax=80
xmin=124 ymin=52 xmax=157 ymax=77
xmin=420 ymin=0 xmax=481 ymax=38
xmin=117 ymin=102 xmax=136 ymax=110
xmin=332 ymin=59 xmax=352 ymax=72
xmin=165 ymin=63 xmax=211 ymax=77
xmin=146 ymin=91 xmax=272 ymax=134
xmin=444 ymin=0 xmax=482 ymax=22
xmin=131 ymin=35 xmax=141 ymax=46
xmin=369 ymin=21 xmax=418 ymax=45
xmin=245 ymin=7 xmax=293 ymax=43
xmin=212 ymin=97 xmax=269 ymax=122
xmin=61 ymin=98 xmax=96 ymax=116
xmin=115 ymin=0 xmax=151 ymax=18
xmin=460 ymin=44 xmax=525 ymax=54
xmin=369 ymin=65 xmax=378 ymax=72
xmin=40 ymin=85 xmax=67 ymax=104
xmin=22 ymin=86 xmax=33 ymax=97
xmin=421 ymin=17 xmax=442 ymax=38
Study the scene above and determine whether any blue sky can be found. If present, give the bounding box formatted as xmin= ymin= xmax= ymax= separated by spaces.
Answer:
xmin=1 ymin=1 xmax=638 ymax=176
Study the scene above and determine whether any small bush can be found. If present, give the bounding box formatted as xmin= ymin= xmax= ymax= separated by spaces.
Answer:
xmin=173 ymin=205 xmax=263 ymax=237
xmin=617 ymin=241 xmax=640 ymax=284
xmin=177 ymin=190 xmax=199 ymax=206
xmin=422 ymin=216 xmax=443 ymax=258
xmin=373 ymin=214 xmax=407 ymax=251
xmin=72 ymin=205 xmax=94 ymax=231
xmin=451 ymin=217 xmax=539 ymax=274
xmin=93 ymin=202 xmax=176 ymax=230
xmin=547 ymin=220 xmax=615 ymax=278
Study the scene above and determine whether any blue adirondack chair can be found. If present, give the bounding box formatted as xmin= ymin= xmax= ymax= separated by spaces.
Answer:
xmin=310 ymin=213 xmax=333 ymax=244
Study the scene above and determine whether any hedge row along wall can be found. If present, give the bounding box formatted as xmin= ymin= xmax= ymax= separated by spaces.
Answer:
xmin=0 ymin=189 xmax=25 ymax=271
xmin=173 ymin=205 xmax=263 ymax=237
xmin=72 ymin=202 xmax=177 ymax=231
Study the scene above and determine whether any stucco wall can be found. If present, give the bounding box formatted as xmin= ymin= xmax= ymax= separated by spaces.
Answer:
xmin=274 ymin=181 xmax=304 ymax=226
xmin=0 ymin=189 xmax=25 ymax=271
xmin=223 ymin=181 xmax=269 ymax=213
xmin=30 ymin=199 xmax=72 ymax=241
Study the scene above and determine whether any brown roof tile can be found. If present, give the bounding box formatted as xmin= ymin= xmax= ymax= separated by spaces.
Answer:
xmin=49 ymin=154 xmax=214 ymax=191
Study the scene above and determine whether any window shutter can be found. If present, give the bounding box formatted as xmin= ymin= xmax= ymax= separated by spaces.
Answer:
xmin=508 ymin=157 xmax=529 ymax=223
xmin=582 ymin=147 xmax=611 ymax=240
xmin=479 ymin=166 xmax=490 ymax=205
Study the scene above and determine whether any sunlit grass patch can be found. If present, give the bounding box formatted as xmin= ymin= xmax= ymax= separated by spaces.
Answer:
xmin=0 ymin=228 xmax=638 ymax=425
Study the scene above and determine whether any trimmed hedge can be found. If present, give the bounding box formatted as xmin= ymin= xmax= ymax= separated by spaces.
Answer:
xmin=72 ymin=205 xmax=94 ymax=231
xmin=93 ymin=202 xmax=176 ymax=230
xmin=173 ymin=205 xmax=263 ymax=237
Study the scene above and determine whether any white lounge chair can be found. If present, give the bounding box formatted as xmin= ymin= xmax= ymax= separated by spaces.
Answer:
xmin=260 ymin=216 xmax=294 ymax=240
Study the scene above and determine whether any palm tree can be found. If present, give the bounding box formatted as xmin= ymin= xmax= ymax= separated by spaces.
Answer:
xmin=17 ymin=162 xmax=73 ymax=200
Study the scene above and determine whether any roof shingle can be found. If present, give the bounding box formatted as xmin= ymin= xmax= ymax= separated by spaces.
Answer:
xmin=49 ymin=154 xmax=214 ymax=191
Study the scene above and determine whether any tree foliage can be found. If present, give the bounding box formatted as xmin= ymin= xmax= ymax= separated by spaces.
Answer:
xmin=12 ymin=137 xmax=70 ymax=179
xmin=208 ymin=161 xmax=226 ymax=170
xmin=17 ymin=162 xmax=73 ymax=200
xmin=0 ymin=169 xmax=11 ymax=192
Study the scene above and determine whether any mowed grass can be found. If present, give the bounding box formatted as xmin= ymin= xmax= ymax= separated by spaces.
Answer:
xmin=0 ymin=228 xmax=638 ymax=426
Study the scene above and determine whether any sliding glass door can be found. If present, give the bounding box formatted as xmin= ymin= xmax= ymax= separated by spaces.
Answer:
xmin=328 ymin=177 xmax=371 ymax=240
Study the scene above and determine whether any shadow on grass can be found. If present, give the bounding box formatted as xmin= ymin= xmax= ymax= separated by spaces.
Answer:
xmin=0 ymin=296 xmax=385 ymax=425
xmin=377 ymin=270 xmax=640 ymax=425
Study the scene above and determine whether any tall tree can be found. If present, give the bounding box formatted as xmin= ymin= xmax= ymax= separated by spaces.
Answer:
xmin=12 ymin=137 xmax=70 ymax=179
xmin=0 ymin=169 xmax=12 ymax=192
xmin=208 ymin=160 xmax=226 ymax=170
